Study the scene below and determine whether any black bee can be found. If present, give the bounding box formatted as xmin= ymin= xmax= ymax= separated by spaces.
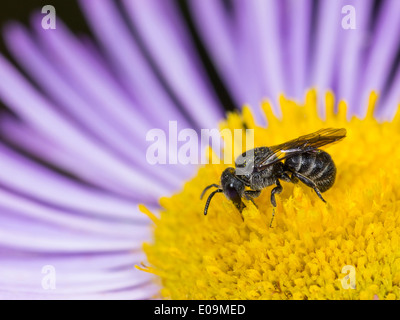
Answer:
xmin=200 ymin=128 xmax=346 ymax=226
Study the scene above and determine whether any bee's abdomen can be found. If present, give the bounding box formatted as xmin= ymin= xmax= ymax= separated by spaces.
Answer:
xmin=284 ymin=150 xmax=336 ymax=192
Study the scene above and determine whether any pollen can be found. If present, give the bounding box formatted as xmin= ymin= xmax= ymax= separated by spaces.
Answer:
xmin=138 ymin=90 xmax=400 ymax=300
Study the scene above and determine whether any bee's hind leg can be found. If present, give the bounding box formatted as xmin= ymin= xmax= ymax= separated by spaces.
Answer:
xmin=291 ymin=172 xmax=326 ymax=203
xmin=269 ymin=180 xmax=283 ymax=228
xmin=280 ymin=171 xmax=299 ymax=184
xmin=290 ymin=174 xmax=299 ymax=184
xmin=270 ymin=180 xmax=283 ymax=207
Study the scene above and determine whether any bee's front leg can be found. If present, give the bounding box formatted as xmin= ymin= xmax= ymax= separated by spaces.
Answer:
xmin=243 ymin=190 xmax=261 ymax=208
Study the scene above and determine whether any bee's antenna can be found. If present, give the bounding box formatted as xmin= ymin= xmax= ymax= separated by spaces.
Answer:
xmin=204 ymin=189 xmax=223 ymax=215
xmin=200 ymin=184 xmax=220 ymax=199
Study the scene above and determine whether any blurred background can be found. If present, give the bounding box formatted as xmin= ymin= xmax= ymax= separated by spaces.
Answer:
xmin=1 ymin=0 xmax=399 ymax=118
xmin=0 ymin=0 xmax=241 ymax=185
xmin=0 ymin=0 xmax=238 ymax=114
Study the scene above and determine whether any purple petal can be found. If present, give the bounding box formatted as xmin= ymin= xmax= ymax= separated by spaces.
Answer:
xmin=3 ymin=23 xmax=186 ymax=191
xmin=0 ymin=54 xmax=170 ymax=200
xmin=30 ymin=16 xmax=155 ymax=138
xmin=0 ymin=215 xmax=143 ymax=253
xmin=243 ymin=0 xmax=286 ymax=99
xmin=357 ymin=0 xmax=400 ymax=117
xmin=334 ymin=0 xmax=374 ymax=114
xmin=188 ymin=0 xmax=248 ymax=107
xmin=284 ymin=0 xmax=313 ymax=99
xmin=0 ymin=143 xmax=151 ymax=221
xmin=308 ymin=0 xmax=344 ymax=116
xmin=379 ymin=65 xmax=400 ymax=120
xmin=0 ymin=189 xmax=148 ymax=239
xmin=0 ymin=284 xmax=159 ymax=300
xmin=230 ymin=0 xmax=272 ymax=123
xmin=0 ymin=251 xmax=157 ymax=299
xmin=122 ymin=0 xmax=223 ymax=129
xmin=79 ymin=0 xmax=201 ymax=131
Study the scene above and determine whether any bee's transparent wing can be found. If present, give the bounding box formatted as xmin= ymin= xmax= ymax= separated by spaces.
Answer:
xmin=256 ymin=128 xmax=346 ymax=170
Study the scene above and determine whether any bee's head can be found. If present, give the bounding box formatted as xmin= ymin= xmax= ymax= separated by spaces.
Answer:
xmin=221 ymin=167 xmax=246 ymax=212
xmin=200 ymin=167 xmax=246 ymax=216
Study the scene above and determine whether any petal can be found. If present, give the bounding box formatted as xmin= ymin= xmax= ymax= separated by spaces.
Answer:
xmin=284 ymin=0 xmax=313 ymax=99
xmin=122 ymin=0 xmax=223 ymax=129
xmin=0 ymin=143 xmax=152 ymax=222
xmin=0 ymin=251 xmax=157 ymax=299
xmin=0 ymin=221 xmax=140 ymax=253
xmin=241 ymin=0 xmax=286 ymax=100
xmin=378 ymin=65 xmax=400 ymax=120
xmin=0 ymin=54 xmax=170 ymax=200
xmin=308 ymin=0 xmax=344 ymax=116
xmin=334 ymin=0 xmax=374 ymax=113
xmin=79 ymin=0 xmax=200 ymax=131
xmin=3 ymin=24 xmax=187 ymax=191
xmin=229 ymin=0 xmax=271 ymax=122
xmin=0 ymin=188 xmax=147 ymax=239
xmin=188 ymin=0 xmax=248 ymax=107
xmin=357 ymin=0 xmax=400 ymax=117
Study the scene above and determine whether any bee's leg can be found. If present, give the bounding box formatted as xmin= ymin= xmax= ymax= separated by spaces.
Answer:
xmin=291 ymin=172 xmax=326 ymax=203
xmin=279 ymin=172 xmax=291 ymax=182
xmin=270 ymin=180 xmax=283 ymax=207
xmin=235 ymin=200 xmax=246 ymax=213
xmin=234 ymin=200 xmax=246 ymax=222
xmin=270 ymin=208 xmax=276 ymax=228
xmin=204 ymin=189 xmax=223 ymax=215
xmin=290 ymin=174 xmax=299 ymax=184
xmin=281 ymin=171 xmax=298 ymax=184
xmin=270 ymin=180 xmax=283 ymax=228
xmin=244 ymin=190 xmax=261 ymax=208
xmin=200 ymin=184 xmax=220 ymax=199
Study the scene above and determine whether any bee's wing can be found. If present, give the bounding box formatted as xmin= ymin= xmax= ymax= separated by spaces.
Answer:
xmin=256 ymin=128 xmax=346 ymax=170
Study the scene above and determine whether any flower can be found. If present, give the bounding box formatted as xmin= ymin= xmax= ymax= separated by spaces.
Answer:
xmin=0 ymin=0 xmax=221 ymax=299
xmin=0 ymin=0 xmax=399 ymax=300
xmin=140 ymin=90 xmax=400 ymax=300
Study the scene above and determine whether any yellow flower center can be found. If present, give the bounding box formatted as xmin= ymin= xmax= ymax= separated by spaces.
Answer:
xmin=138 ymin=90 xmax=400 ymax=300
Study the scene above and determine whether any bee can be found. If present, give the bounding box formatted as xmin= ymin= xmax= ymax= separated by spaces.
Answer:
xmin=200 ymin=128 xmax=346 ymax=226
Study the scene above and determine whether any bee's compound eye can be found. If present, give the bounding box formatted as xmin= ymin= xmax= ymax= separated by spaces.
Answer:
xmin=226 ymin=185 xmax=239 ymax=201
